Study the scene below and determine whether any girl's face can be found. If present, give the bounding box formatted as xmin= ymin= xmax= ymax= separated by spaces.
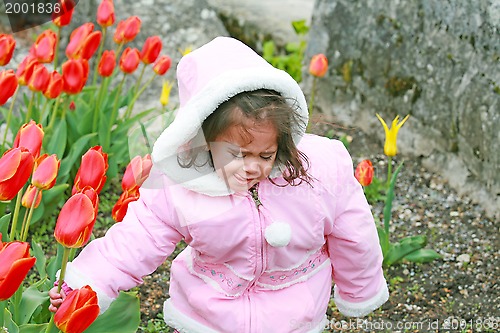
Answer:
xmin=209 ymin=118 xmax=278 ymax=192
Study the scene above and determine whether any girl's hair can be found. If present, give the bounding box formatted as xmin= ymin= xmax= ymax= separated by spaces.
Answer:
xmin=178 ymin=89 xmax=312 ymax=186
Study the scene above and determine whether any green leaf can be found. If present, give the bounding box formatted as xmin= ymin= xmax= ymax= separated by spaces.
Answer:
xmin=376 ymin=226 xmax=390 ymax=256
xmin=404 ymin=248 xmax=441 ymax=263
xmin=58 ymin=133 xmax=96 ymax=182
xmin=19 ymin=286 xmax=48 ymax=325
xmin=3 ymin=308 xmax=20 ymax=333
xmin=291 ymin=19 xmax=309 ymax=35
xmin=46 ymin=243 xmax=65 ymax=281
xmin=0 ymin=213 xmax=11 ymax=241
xmin=383 ymin=235 xmax=427 ymax=266
xmin=31 ymin=241 xmax=48 ymax=280
xmin=46 ymin=118 xmax=67 ymax=158
xmin=85 ymin=291 xmax=140 ymax=333
xmin=19 ymin=324 xmax=49 ymax=333
xmin=382 ymin=161 xmax=404 ymax=234
xmin=76 ymin=104 xmax=94 ymax=136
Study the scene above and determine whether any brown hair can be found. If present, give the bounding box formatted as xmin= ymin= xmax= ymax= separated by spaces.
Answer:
xmin=178 ymin=89 xmax=312 ymax=186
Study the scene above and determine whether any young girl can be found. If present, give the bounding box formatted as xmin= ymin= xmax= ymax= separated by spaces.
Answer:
xmin=49 ymin=36 xmax=388 ymax=333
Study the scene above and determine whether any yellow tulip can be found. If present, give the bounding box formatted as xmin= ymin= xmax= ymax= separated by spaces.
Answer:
xmin=376 ymin=113 xmax=410 ymax=157
xmin=160 ymin=81 xmax=173 ymax=106
xmin=178 ymin=46 xmax=193 ymax=56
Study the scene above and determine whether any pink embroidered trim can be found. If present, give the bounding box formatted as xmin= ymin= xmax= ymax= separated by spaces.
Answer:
xmin=258 ymin=247 xmax=329 ymax=286
xmin=191 ymin=258 xmax=250 ymax=296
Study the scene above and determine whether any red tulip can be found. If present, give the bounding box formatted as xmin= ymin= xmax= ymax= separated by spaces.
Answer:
xmin=13 ymin=120 xmax=44 ymax=159
xmin=54 ymin=285 xmax=100 ymax=333
xmin=122 ymin=154 xmax=152 ymax=191
xmin=309 ymin=54 xmax=328 ymax=78
xmin=30 ymin=30 xmax=57 ymax=63
xmin=21 ymin=184 xmax=42 ymax=209
xmin=0 ymin=70 xmax=18 ymax=105
xmin=112 ymin=189 xmax=140 ymax=222
xmin=153 ymin=55 xmax=171 ymax=75
xmin=55 ymin=187 xmax=98 ymax=248
xmin=43 ymin=71 xmax=64 ymax=99
xmin=52 ymin=0 xmax=76 ymax=27
xmin=354 ymin=159 xmax=374 ymax=187
xmin=113 ymin=16 xmax=141 ymax=44
xmin=119 ymin=47 xmax=140 ymax=74
xmin=69 ymin=101 xmax=76 ymax=111
xmin=140 ymin=36 xmax=162 ymax=65
xmin=61 ymin=59 xmax=89 ymax=94
xmin=97 ymin=50 xmax=115 ymax=77
xmin=66 ymin=23 xmax=102 ymax=60
xmin=72 ymin=146 xmax=108 ymax=195
xmin=28 ymin=63 xmax=50 ymax=92
xmin=0 ymin=238 xmax=36 ymax=301
xmin=97 ymin=0 xmax=115 ymax=28
xmin=32 ymin=154 xmax=60 ymax=190
xmin=0 ymin=34 xmax=16 ymax=66
xmin=16 ymin=55 xmax=39 ymax=86
xmin=0 ymin=148 xmax=35 ymax=201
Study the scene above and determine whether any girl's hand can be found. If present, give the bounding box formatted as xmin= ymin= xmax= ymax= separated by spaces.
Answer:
xmin=48 ymin=286 xmax=67 ymax=313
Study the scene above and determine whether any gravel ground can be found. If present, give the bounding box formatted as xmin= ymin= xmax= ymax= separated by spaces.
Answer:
xmin=136 ymin=125 xmax=499 ymax=332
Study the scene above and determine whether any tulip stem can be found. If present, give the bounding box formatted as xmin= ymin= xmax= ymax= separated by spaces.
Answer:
xmin=386 ymin=156 xmax=393 ymax=188
xmin=9 ymin=191 xmax=23 ymax=240
xmin=46 ymin=95 xmax=63 ymax=132
xmin=57 ymin=247 xmax=71 ymax=294
xmin=25 ymin=91 xmax=36 ymax=122
xmin=93 ymin=76 xmax=110 ymax=141
xmin=39 ymin=98 xmax=50 ymax=125
xmin=20 ymin=188 xmax=40 ymax=241
xmin=106 ymin=75 xmax=127 ymax=150
xmin=124 ymin=73 xmax=156 ymax=119
xmin=307 ymin=77 xmax=317 ymax=132
xmin=1 ymin=86 xmax=19 ymax=152
xmin=0 ymin=300 xmax=5 ymax=325
xmin=92 ymin=27 xmax=107 ymax=86
xmin=54 ymin=27 xmax=61 ymax=70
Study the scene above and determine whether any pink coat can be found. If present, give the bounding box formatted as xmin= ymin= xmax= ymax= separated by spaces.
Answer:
xmin=64 ymin=134 xmax=388 ymax=333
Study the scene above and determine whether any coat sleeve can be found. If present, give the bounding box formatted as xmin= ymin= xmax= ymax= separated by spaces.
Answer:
xmin=61 ymin=167 xmax=188 ymax=312
xmin=322 ymin=139 xmax=389 ymax=317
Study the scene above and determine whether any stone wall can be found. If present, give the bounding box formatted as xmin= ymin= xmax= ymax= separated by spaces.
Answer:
xmin=305 ymin=0 xmax=500 ymax=219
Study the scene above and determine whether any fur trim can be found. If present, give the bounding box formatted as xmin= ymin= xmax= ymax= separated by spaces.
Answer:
xmin=152 ymin=66 xmax=308 ymax=196
xmin=163 ymin=299 xmax=219 ymax=333
xmin=57 ymin=263 xmax=115 ymax=313
xmin=333 ymin=281 xmax=389 ymax=317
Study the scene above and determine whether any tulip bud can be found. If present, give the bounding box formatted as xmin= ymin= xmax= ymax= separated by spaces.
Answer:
xmin=16 ymin=55 xmax=39 ymax=86
xmin=52 ymin=0 xmax=75 ymax=27
xmin=119 ymin=47 xmax=140 ymax=74
xmin=0 ymin=239 xmax=36 ymax=301
xmin=13 ymin=120 xmax=44 ymax=159
xmin=69 ymin=101 xmax=76 ymax=111
xmin=32 ymin=154 xmax=60 ymax=190
xmin=43 ymin=71 xmax=63 ymax=99
xmin=160 ymin=81 xmax=173 ymax=106
xmin=61 ymin=59 xmax=89 ymax=94
xmin=72 ymin=146 xmax=108 ymax=195
xmin=140 ymin=36 xmax=162 ymax=64
xmin=28 ymin=63 xmax=50 ymax=92
xmin=153 ymin=55 xmax=171 ymax=75
xmin=55 ymin=187 xmax=98 ymax=248
xmin=54 ymin=285 xmax=100 ymax=333
xmin=376 ymin=113 xmax=410 ymax=157
xmin=66 ymin=23 xmax=102 ymax=60
xmin=355 ymin=159 xmax=374 ymax=187
xmin=97 ymin=50 xmax=116 ymax=77
xmin=97 ymin=0 xmax=115 ymax=28
xmin=113 ymin=16 xmax=141 ymax=44
xmin=30 ymin=30 xmax=57 ymax=63
xmin=21 ymin=184 xmax=42 ymax=209
xmin=122 ymin=154 xmax=152 ymax=192
xmin=0 ymin=70 xmax=18 ymax=106
xmin=0 ymin=34 xmax=16 ymax=66
xmin=112 ymin=189 xmax=140 ymax=222
xmin=0 ymin=148 xmax=34 ymax=201
xmin=309 ymin=54 xmax=328 ymax=78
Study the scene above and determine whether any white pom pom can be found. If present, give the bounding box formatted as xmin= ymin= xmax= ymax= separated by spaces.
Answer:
xmin=264 ymin=222 xmax=292 ymax=247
